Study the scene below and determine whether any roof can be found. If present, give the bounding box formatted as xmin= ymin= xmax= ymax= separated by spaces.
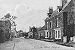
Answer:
xmin=37 ymin=25 xmax=46 ymax=31
xmin=50 ymin=9 xmax=59 ymax=18
xmin=50 ymin=0 xmax=71 ymax=17
xmin=41 ymin=25 xmax=46 ymax=30
xmin=51 ymin=10 xmax=59 ymax=17
xmin=45 ymin=17 xmax=50 ymax=21
xmin=56 ymin=0 xmax=72 ymax=15
xmin=62 ymin=0 xmax=71 ymax=10
xmin=45 ymin=0 xmax=72 ymax=22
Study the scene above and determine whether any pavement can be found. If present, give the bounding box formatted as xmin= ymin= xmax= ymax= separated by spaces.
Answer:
xmin=40 ymin=39 xmax=54 ymax=42
xmin=40 ymin=38 xmax=75 ymax=47
xmin=0 ymin=37 xmax=75 ymax=50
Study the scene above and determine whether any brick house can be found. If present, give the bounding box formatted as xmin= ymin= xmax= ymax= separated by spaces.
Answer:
xmin=45 ymin=8 xmax=59 ymax=40
xmin=36 ymin=26 xmax=46 ymax=39
xmin=37 ymin=30 xmax=45 ymax=39
xmin=44 ymin=8 xmax=54 ymax=39
xmin=45 ymin=0 xmax=75 ymax=43
xmin=53 ymin=0 xmax=75 ymax=42
xmin=61 ymin=0 xmax=75 ymax=42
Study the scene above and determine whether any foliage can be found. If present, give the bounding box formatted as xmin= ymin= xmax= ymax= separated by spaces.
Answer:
xmin=0 ymin=13 xmax=17 ymax=43
xmin=4 ymin=13 xmax=11 ymax=18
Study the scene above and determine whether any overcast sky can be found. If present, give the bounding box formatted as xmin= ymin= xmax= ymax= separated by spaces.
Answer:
xmin=0 ymin=0 xmax=71 ymax=32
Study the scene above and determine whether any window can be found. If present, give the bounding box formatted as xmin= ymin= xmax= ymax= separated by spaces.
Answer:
xmin=47 ymin=32 xmax=48 ymax=37
xmin=47 ymin=22 xmax=48 ymax=30
xmin=50 ymin=31 xmax=52 ymax=38
xmin=58 ymin=31 xmax=60 ymax=38
xmin=50 ymin=21 xmax=52 ymax=28
xmin=55 ymin=30 xmax=61 ymax=39
xmin=56 ymin=18 xmax=58 ymax=27
xmin=56 ymin=31 xmax=57 ymax=38
xmin=58 ymin=9 xmax=62 ymax=12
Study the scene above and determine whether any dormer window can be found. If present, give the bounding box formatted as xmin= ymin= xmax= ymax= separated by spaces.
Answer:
xmin=57 ymin=6 xmax=62 ymax=12
xmin=58 ymin=9 xmax=62 ymax=12
xmin=58 ymin=9 xmax=60 ymax=12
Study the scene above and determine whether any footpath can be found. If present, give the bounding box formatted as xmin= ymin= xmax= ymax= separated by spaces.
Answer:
xmin=39 ymin=39 xmax=75 ymax=48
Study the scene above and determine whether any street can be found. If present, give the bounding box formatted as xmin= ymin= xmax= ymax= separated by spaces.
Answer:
xmin=0 ymin=37 xmax=75 ymax=50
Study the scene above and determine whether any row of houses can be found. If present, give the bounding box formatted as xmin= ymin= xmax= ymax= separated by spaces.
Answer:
xmin=28 ymin=0 xmax=75 ymax=43
xmin=44 ymin=0 xmax=75 ymax=43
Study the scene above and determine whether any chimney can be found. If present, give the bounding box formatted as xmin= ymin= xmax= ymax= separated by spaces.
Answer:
xmin=47 ymin=7 xmax=53 ymax=17
xmin=49 ymin=7 xmax=53 ymax=14
xmin=61 ymin=0 xmax=67 ymax=7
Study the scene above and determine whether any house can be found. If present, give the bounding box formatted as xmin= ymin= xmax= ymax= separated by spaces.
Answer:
xmin=61 ymin=0 xmax=75 ymax=43
xmin=28 ymin=26 xmax=38 ymax=39
xmin=53 ymin=0 xmax=75 ymax=43
xmin=45 ymin=8 xmax=59 ymax=40
xmin=44 ymin=8 xmax=54 ymax=39
xmin=44 ymin=0 xmax=75 ymax=43
xmin=37 ymin=30 xmax=45 ymax=39
xmin=28 ymin=32 xmax=33 ymax=38
xmin=36 ymin=26 xmax=45 ymax=39
xmin=54 ymin=0 xmax=75 ymax=43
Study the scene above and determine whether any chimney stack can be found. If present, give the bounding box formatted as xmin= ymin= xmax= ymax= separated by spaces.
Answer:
xmin=47 ymin=7 xmax=53 ymax=17
xmin=61 ymin=0 xmax=67 ymax=7
xmin=49 ymin=7 xmax=53 ymax=14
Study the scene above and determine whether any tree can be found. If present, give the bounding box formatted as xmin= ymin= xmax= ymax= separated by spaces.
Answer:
xmin=4 ymin=13 xmax=11 ymax=18
xmin=2 ymin=13 xmax=17 ymax=39
xmin=3 ymin=13 xmax=17 ymax=30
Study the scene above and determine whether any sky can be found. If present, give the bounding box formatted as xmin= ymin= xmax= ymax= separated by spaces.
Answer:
xmin=0 ymin=0 xmax=70 ymax=32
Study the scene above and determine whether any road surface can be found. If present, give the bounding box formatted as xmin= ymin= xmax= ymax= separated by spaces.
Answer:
xmin=0 ymin=37 xmax=75 ymax=50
